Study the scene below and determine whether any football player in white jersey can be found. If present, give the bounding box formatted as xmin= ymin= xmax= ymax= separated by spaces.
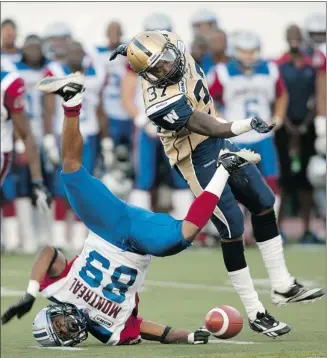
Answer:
xmin=1 ymin=244 xmax=210 ymax=346
xmin=43 ymin=41 xmax=108 ymax=251
xmin=1 ymin=69 xmax=51 ymax=252
xmin=110 ymin=30 xmax=324 ymax=337
xmin=94 ymin=21 xmax=133 ymax=150
xmin=123 ymin=13 xmax=194 ymax=218
xmin=11 ymin=34 xmax=51 ymax=253
xmin=0 ymin=71 xmax=263 ymax=346
xmin=0 ymin=19 xmax=21 ymax=68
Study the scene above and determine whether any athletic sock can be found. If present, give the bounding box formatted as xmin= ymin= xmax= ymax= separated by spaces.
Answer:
xmin=228 ymin=266 xmax=266 ymax=321
xmin=256 ymin=235 xmax=294 ymax=292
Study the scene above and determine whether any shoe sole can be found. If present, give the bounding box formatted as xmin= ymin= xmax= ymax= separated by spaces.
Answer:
xmin=219 ymin=149 xmax=261 ymax=165
xmin=273 ymin=294 xmax=324 ymax=307
xmin=35 ymin=73 xmax=84 ymax=93
xmin=250 ymin=326 xmax=291 ymax=339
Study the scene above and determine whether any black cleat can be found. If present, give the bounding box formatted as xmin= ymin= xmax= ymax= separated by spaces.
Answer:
xmin=249 ymin=311 xmax=291 ymax=338
xmin=217 ymin=149 xmax=261 ymax=174
xmin=271 ymin=280 xmax=325 ymax=306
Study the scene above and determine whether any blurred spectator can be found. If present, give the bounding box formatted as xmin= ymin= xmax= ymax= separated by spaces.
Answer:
xmin=275 ymin=24 xmax=320 ymax=244
xmin=43 ymin=22 xmax=72 ymax=61
xmin=143 ymin=13 xmax=173 ymax=32
xmin=302 ymin=13 xmax=326 ymax=57
xmin=190 ymin=34 xmax=209 ymax=65
xmin=1 ymin=18 xmax=22 ymax=67
xmin=201 ymin=29 xmax=229 ymax=74
xmin=191 ymin=9 xmax=218 ymax=39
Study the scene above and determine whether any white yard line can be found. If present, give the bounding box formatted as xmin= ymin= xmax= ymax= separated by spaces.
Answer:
xmin=208 ymin=339 xmax=259 ymax=345
xmin=30 ymin=345 xmax=87 ymax=351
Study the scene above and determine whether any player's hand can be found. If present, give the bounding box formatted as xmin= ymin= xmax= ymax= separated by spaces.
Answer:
xmin=101 ymin=137 xmax=115 ymax=169
xmin=109 ymin=44 xmax=128 ymax=61
xmin=1 ymin=294 xmax=35 ymax=325
xmin=187 ymin=327 xmax=210 ymax=344
xmin=31 ymin=181 xmax=52 ymax=212
xmin=250 ymin=116 xmax=276 ymax=133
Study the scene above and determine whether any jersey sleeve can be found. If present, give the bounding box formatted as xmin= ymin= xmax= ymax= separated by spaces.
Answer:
xmin=207 ymin=68 xmax=224 ymax=104
xmin=146 ymin=94 xmax=193 ymax=131
xmin=4 ymin=77 xmax=25 ymax=113
xmin=312 ymin=50 xmax=326 ymax=72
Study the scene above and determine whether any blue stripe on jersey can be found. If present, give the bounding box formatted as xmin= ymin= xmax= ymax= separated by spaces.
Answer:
xmin=96 ymin=46 xmax=109 ymax=53
xmin=226 ymin=59 xmax=270 ymax=76
xmin=0 ymin=71 xmax=9 ymax=82
xmin=62 ymin=64 xmax=96 ymax=77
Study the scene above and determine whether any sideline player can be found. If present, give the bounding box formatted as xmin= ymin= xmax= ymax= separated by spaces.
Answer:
xmin=110 ymin=30 xmax=324 ymax=337
xmin=1 ymin=69 xmax=51 ymax=251
xmin=1 ymin=72 xmax=264 ymax=344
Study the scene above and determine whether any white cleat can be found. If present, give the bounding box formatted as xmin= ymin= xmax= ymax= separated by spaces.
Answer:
xmin=218 ymin=148 xmax=261 ymax=174
xmin=35 ymin=72 xmax=84 ymax=93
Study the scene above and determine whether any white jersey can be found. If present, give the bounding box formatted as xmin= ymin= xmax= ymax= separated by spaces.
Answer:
xmin=1 ymin=71 xmax=24 ymax=153
xmin=95 ymin=46 xmax=131 ymax=121
xmin=40 ymin=231 xmax=151 ymax=345
xmin=209 ymin=60 xmax=282 ymax=143
xmin=1 ymin=51 xmax=22 ymax=70
xmin=14 ymin=61 xmax=45 ymax=146
xmin=46 ymin=61 xmax=104 ymax=138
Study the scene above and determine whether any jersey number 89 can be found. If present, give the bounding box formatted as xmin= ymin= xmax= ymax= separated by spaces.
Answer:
xmin=79 ymin=250 xmax=138 ymax=304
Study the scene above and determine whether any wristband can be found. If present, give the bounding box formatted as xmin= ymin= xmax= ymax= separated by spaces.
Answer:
xmin=230 ymin=118 xmax=252 ymax=135
xmin=26 ymin=280 xmax=40 ymax=297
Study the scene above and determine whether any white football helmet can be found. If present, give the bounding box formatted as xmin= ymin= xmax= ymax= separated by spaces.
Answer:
xmin=143 ymin=13 xmax=173 ymax=32
xmin=303 ymin=13 xmax=326 ymax=48
xmin=232 ymin=30 xmax=261 ymax=68
xmin=32 ymin=303 xmax=88 ymax=347
xmin=307 ymin=155 xmax=326 ymax=189
xmin=43 ymin=22 xmax=72 ymax=59
xmin=191 ymin=9 xmax=218 ymax=28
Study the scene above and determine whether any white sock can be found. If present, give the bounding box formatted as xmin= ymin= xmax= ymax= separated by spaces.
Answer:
xmin=228 ymin=266 xmax=265 ymax=321
xmin=71 ymin=221 xmax=87 ymax=252
xmin=2 ymin=216 xmax=20 ymax=252
xmin=170 ymin=189 xmax=194 ymax=219
xmin=52 ymin=220 xmax=68 ymax=248
xmin=205 ymin=165 xmax=229 ymax=196
xmin=128 ymin=189 xmax=151 ymax=210
xmin=16 ymin=198 xmax=37 ymax=253
xmin=257 ymin=236 xmax=294 ymax=292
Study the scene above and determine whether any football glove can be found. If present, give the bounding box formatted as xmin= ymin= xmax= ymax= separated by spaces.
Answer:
xmin=100 ymin=137 xmax=115 ymax=169
xmin=31 ymin=181 xmax=52 ymax=212
xmin=187 ymin=327 xmax=210 ymax=345
xmin=251 ymin=116 xmax=276 ymax=133
xmin=109 ymin=44 xmax=128 ymax=61
xmin=43 ymin=134 xmax=60 ymax=166
xmin=1 ymin=293 xmax=35 ymax=324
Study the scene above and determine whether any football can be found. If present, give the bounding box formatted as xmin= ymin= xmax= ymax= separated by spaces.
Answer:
xmin=205 ymin=305 xmax=243 ymax=339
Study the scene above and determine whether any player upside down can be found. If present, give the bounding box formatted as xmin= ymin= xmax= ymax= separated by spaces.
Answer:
xmin=1 ymin=72 xmax=263 ymax=347
xmin=109 ymin=30 xmax=324 ymax=338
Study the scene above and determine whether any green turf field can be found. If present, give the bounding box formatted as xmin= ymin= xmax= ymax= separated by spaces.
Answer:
xmin=1 ymin=246 xmax=326 ymax=358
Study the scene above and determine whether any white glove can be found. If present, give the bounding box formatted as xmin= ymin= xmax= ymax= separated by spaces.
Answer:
xmin=315 ymin=115 xmax=326 ymax=137
xmin=144 ymin=122 xmax=158 ymax=138
xmin=15 ymin=139 xmax=26 ymax=154
xmin=315 ymin=135 xmax=326 ymax=155
xmin=135 ymin=113 xmax=158 ymax=138
xmin=101 ymin=137 xmax=115 ymax=169
xmin=43 ymin=134 xmax=60 ymax=166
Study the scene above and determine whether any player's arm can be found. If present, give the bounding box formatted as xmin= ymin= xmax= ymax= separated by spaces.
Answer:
xmin=272 ymin=68 xmax=288 ymax=130
xmin=1 ymin=246 xmax=66 ymax=324
xmin=121 ymin=66 xmax=138 ymax=119
xmin=140 ymin=320 xmax=209 ymax=344
xmin=147 ymin=94 xmax=274 ymax=140
xmin=43 ymin=70 xmax=60 ymax=165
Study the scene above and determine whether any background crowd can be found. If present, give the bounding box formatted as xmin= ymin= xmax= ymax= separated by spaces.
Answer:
xmin=0 ymin=5 xmax=326 ymax=254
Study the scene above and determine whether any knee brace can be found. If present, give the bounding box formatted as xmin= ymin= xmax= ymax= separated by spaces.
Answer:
xmin=221 ymin=239 xmax=247 ymax=272
xmin=251 ymin=210 xmax=279 ymax=243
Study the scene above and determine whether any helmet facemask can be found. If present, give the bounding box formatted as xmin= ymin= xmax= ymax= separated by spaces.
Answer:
xmin=140 ymin=41 xmax=186 ymax=88
xmin=46 ymin=304 xmax=88 ymax=347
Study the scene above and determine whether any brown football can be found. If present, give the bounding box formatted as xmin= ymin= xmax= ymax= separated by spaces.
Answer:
xmin=205 ymin=305 xmax=243 ymax=339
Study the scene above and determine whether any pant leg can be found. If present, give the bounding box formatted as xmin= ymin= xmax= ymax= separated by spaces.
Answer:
xmin=176 ymin=137 xmax=244 ymax=239
xmin=82 ymin=135 xmax=99 ymax=175
xmin=134 ymin=130 xmax=158 ymax=190
xmin=110 ymin=118 xmax=133 ymax=148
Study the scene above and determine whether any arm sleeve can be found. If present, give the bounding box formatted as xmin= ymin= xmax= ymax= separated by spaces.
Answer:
xmin=60 ymin=167 xmax=127 ymax=236
xmin=146 ymin=94 xmax=193 ymax=131
xmin=4 ymin=77 xmax=25 ymax=113
xmin=207 ymin=69 xmax=224 ymax=104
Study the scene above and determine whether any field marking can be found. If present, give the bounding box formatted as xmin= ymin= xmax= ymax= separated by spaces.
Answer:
xmin=144 ymin=280 xmax=270 ymax=294
xmin=208 ymin=339 xmax=258 ymax=345
xmin=30 ymin=345 xmax=87 ymax=351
